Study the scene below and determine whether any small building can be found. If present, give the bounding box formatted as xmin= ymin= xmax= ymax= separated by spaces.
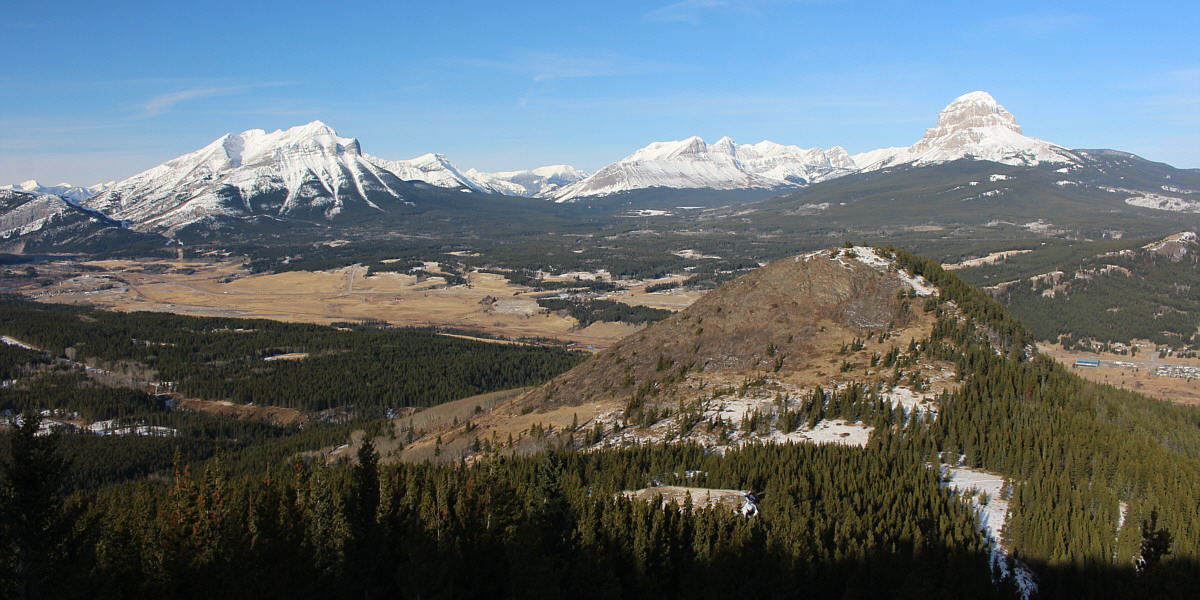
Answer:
xmin=1075 ymin=359 xmax=1100 ymax=368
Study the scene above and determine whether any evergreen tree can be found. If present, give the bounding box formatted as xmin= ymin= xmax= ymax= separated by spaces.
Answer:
xmin=0 ymin=411 xmax=72 ymax=600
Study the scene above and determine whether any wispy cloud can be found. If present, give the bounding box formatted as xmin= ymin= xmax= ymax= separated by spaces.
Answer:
xmin=139 ymin=82 xmax=294 ymax=117
xmin=992 ymin=10 xmax=1092 ymax=34
xmin=459 ymin=51 xmax=681 ymax=82
xmin=645 ymin=0 xmax=726 ymax=24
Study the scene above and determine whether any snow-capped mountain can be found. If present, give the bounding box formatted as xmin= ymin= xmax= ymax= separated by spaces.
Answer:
xmin=366 ymin=154 xmax=587 ymax=198
xmin=550 ymin=91 xmax=1089 ymax=202
xmin=83 ymin=121 xmax=419 ymax=235
xmin=1 ymin=180 xmax=112 ymax=204
xmin=0 ymin=189 xmax=156 ymax=253
xmin=43 ymin=91 xmax=1169 ymax=234
xmin=852 ymin=91 xmax=1080 ymax=171
xmin=466 ymin=165 xmax=589 ymax=198
xmin=0 ymin=191 xmax=87 ymax=242
xmin=553 ymin=136 xmax=854 ymax=202
xmin=365 ymin=153 xmax=483 ymax=191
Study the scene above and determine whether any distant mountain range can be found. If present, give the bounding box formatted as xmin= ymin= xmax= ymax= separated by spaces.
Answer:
xmin=6 ymin=91 xmax=1199 ymax=242
xmin=0 ymin=189 xmax=161 ymax=254
xmin=0 ymin=180 xmax=113 ymax=204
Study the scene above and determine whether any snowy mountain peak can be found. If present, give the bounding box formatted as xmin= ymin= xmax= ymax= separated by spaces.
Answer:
xmin=82 ymin=121 xmax=413 ymax=234
xmin=853 ymin=91 xmax=1079 ymax=171
xmin=916 ymin=91 xmax=1022 ymax=148
xmin=711 ymin=136 xmax=739 ymax=155
xmin=366 ymin=152 xmax=480 ymax=191
xmin=529 ymin=165 xmax=588 ymax=181
xmin=553 ymin=136 xmax=856 ymax=202
xmin=1 ymin=180 xmax=112 ymax=203
xmin=464 ymin=164 xmax=590 ymax=198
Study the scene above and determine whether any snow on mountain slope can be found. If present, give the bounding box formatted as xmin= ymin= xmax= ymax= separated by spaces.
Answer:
xmin=0 ymin=191 xmax=78 ymax=239
xmin=83 ymin=121 xmax=414 ymax=234
xmin=366 ymin=153 xmax=483 ymax=191
xmin=466 ymin=165 xmax=589 ymax=198
xmin=853 ymin=91 xmax=1080 ymax=171
xmin=0 ymin=189 xmax=133 ymax=253
xmin=58 ymin=91 xmax=1122 ymax=225
xmin=553 ymin=136 xmax=854 ymax=202
xmin=367 ymin=155 xmax=588 ymax=198
xmin=1 ymin=180 xmax=112 ymax=204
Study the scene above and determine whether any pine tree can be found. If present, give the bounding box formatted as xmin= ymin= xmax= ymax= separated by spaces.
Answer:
xmin=0 ymin=411 xmax=72 ymax=600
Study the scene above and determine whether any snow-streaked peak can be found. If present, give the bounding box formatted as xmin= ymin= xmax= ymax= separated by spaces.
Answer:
xmin=553 ymin=136 xmax=855 ymax=202
xmin=82 ymin=121 xmax=411 ymax=234
xmin=0 ymin=188 xmax=121 ymax=249
xmin=466 ymin=164 xmax=589 ymax=198
xmin=1 ymin=180 xmax=112 ymax=204
xmin=366 ymin=152 xmax=482 ymax=191
xmin=854 ymin=92 xmax=1079 ymax=171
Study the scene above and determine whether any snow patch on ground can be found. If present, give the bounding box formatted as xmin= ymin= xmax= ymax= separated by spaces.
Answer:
xmin=883 ymin=386 xmax=939 ymax=418
xmin=943 ymin=465 xmax=1037 ymax=599
xmin=1124 ymin=192 xmax=1200 ymax=213
xmin=673 ymin=249 xmax=721 ymax=259
xmin=1 ymin=336 xmax=36 ymax=350
xmin=779 ymin=419 xmax=871 ymax=447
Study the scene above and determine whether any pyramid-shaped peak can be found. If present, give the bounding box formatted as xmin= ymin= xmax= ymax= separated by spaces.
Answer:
xmin=676 ymin=136 xmax=708 ymax=152
xmin=294 ymin=119 xmax=335 ymax=133
xmin=710 ymin=136 xmax=739 ymax=155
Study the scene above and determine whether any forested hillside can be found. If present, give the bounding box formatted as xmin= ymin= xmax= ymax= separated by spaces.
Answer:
xmin=960 ymin=236 xmax=1200 ymax=347
xmin=0 ymin=297 xmax=585 ymax=415
xmin=2 ymin=251 xmax=1199 ymax=598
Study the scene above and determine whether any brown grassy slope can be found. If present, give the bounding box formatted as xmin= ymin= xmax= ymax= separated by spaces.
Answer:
xmin=382 ymin=248 xmax=948 ymax=463
xmin=521 ymin=248 xmax=921 ymax=412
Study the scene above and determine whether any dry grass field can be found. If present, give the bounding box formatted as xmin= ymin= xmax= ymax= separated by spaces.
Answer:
xmin=1038 ymin=344 xmax=1200 ymax=406
xmin=21 ymin=258 xmax=705 ymax=350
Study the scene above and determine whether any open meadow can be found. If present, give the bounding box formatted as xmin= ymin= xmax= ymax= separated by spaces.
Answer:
xmin=17 ymin=258 xmax=706 ymax=350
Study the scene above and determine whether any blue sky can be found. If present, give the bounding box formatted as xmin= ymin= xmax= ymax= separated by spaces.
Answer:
xmin=3 ymin=0 xmax=1197 ymax=185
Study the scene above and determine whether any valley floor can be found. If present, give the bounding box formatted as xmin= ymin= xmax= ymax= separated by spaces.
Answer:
xmin=12 ymin=258 xmax=706 ymax=351
xmin=1038 ymin=343 xmax=1200 ymax=405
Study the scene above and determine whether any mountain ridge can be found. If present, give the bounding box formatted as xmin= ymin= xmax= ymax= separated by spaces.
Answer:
xmin=12 ymin=91 xmax=1199 ymax=238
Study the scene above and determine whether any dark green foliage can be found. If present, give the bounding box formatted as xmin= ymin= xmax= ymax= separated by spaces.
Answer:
xmin=25 ymin=441 xmax=1007 ymax=600
xmin=0 ymin=412 xmax=75 ymax=599
xmin=988 ymin=244 xmax=1200 ymax=346
xmin=3 ymin=247 xmax=1200 ymax=598
xmin=0 ymin=299 xmax=585 ymax=415
xmin=537 ymin=297 xmax=673 ymax=327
